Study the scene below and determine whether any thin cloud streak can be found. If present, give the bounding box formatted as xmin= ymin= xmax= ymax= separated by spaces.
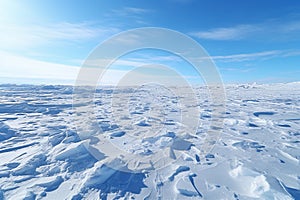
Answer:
xmin=0 ymin=51 xmax=79 ymax=81
xmin=111 ymin=7 xmax=152 ymax=16
xmin=191 ymin=19 xmax=300 ymax=40
xmin=0 ymin=22 xmax=119 ymax=49
xmin=0 ymin=51 xmax=187 ymax=86
xmin=192 ymin=25 xmax=258 ymax=40
xmin=206 ymin=49 xmax=300 ymax=63
xmin=211 ymin=50 xmax=283 ymax=62
xmin=219 ymin=67 xmax=255 ymax=73
xmin=107 ymin=7 xmax=153 ymax=25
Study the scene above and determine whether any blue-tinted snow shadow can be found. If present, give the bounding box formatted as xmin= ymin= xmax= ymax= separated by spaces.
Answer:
xmin=74 ymin=165 xmax=147 ymax=200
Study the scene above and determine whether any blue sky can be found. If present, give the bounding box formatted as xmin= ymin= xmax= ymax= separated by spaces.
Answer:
xmin=1 ymin=0 xmax=300 ymax=84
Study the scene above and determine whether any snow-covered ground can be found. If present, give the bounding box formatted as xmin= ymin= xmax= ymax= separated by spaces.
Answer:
xmin=0 ymin=83 xmax=299 ymax=199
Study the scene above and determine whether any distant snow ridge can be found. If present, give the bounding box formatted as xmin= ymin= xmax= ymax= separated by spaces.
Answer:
xmin=0 ymin=84 xmax=299 ymax=199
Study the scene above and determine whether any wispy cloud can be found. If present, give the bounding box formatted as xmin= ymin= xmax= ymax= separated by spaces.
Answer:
xmin=0 ymin=51 xmax=188 ymax=85
xmin=219 ymin=67 xmax=255 ymax=73
xmin=0 ymin=51 xmax=78 ymax=81
xmin=0 ymin=51 xmax=139 ymax=85
xmin=111 ymin=7 xmax=152 ymax=16
xmin=191 ymin=49 xmax=300 ymax=63
xmin=123 ymin=7 xmax=151 ymax=14
xmin=211 ymin=50 xmax=283 ymax=62
xmin=191 ymin=25 xmax=258 ymax=40
xmin=84 ymin=58 xmax=147 ymax=68
xmin=191 ymin=19 xmax=300 ymax=40
xmin=281 ymin=20 xmax=300 ymax=32
xmin=108 ymin=7 xmax=152 ymax=25
xmin=0 ymin=22 xmax=119 ymax=49
xmin=77 ymin=54 xmax=182 ymax=69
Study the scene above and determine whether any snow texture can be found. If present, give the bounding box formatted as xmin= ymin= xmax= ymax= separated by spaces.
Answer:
xmin=0 ymin=83 xmax=299 ymax=199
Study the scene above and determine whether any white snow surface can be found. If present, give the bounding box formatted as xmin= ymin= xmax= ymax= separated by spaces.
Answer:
xmin=0 ymin=83 xmax=299 ymax=199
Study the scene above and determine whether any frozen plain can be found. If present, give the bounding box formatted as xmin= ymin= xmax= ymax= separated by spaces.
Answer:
xmin=0 ymin=83 xmax=299 ymax=200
